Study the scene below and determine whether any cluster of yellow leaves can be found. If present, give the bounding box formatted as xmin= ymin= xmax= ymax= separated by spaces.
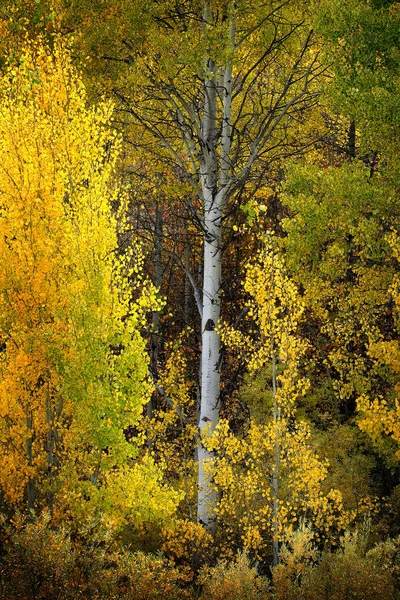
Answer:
xmin=219 ymin=238 xmax=309 ymax=417
xmin=357 ymin=394 xmax=400 ymax=461
xmin=162 ymin=518 xmax=215 ymax=580
xmin=355 ymin=232 xmax=400 ymax=462
xmin=62 ymin=453 xmax=183 ymax=532
xmin=139 ymin=332 xmax=198 ymax=509
xmin=0 ymin=38 xmax=179 ymax=530
xmin=210 ymin=239 xmax=349 ymax=560
xmin=204 ymin=419 xmax=349 ymax=559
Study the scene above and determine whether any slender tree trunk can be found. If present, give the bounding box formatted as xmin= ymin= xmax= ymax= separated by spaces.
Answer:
xmin=184 ymin=228 xmax=191 ymax=325
xmin=272 ymin=350 xmax=280 ymax=567
xmin=26 ymin=414 xmax=34 ymax=511
xmin=46 ymin=384 xmax=55 ymax=516
xmin=348 ymin=119 xmax=356 ymax=159
xmin=149 ymin=201 xmax=163 ymax=423
xmin=197 ymin=0 xmax=234 ymax=531
xmin=197 ymin=199 xmax=223 ymax=529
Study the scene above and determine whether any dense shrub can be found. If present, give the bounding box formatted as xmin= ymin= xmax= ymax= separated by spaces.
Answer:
xmin=0 ymin=514 xmax=189 ymax=600
xmin=2 ymin=514 xmax=400 ymax=600
xmin=0 ymin=513 xmax=76 ymax=600
xmin=198 ymin=553 xmax=271 ymax=600
xmin=273 ymin=525 xmax=398 ymax=600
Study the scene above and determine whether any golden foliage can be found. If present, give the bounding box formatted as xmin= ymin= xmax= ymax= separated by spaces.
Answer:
xmin=209 ymin=238 xmax=349 ymax=560
xmin=0 ymin=38 xmax=179 ymax=529
xmin=198 ymin=552 xmax=271 ymax=600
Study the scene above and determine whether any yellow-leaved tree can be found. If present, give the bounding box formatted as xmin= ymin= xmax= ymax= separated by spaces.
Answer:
xmin=356 ymin=231 xmax=400 ymax=464
xmin=0 ymin=38 xmax=182 ymax=530
xmin=208 ymin=237 xmax=349 ymax=565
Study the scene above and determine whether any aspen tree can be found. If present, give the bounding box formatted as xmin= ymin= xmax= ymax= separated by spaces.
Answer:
xmin=107 ymin=0 xmax=324 ymax=530
xmin=0 ymin=39 xmax=182 ymax=527
xmin=212 ymin=238 xmax=347 ymax=564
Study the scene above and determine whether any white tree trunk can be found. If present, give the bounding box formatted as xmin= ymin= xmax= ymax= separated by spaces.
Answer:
xmin=197 ymin=196 xmax=223 ymax=529
xmin=271 ymin=350 xmax=280 ymax=566
xmin=197 ymin=0 xmax=234 ymax=531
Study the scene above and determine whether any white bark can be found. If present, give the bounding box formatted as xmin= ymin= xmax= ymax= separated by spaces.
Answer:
xmin=197 ymin=1 xmax=235 ymax=531
xmin=197 ymin=196 xmax=223 ymax=528
xmin=271 ymin=350 xmax=280 ymax=566
xmin=149 ymin=201 xmax=163 ymax=423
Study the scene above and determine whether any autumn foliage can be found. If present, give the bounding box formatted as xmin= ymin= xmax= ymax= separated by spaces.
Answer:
xmin=0 ymin=1 xmax=399 ymax=599
xmin=0 ymin=39 xmax=180 ymax=530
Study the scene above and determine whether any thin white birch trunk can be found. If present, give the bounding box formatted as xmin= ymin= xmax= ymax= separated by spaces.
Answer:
xmin=197 ymin=1 xmax=234 ymax=531
xmin=149 ymin=201 xmax=163 ymax=423
xmin=197 ymin=197 xmax=223 ymax=529
xmin=272 ymin=349 xmax=280 ymax=566
xmin=197 ymin=49 xmax=221 ymax=527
